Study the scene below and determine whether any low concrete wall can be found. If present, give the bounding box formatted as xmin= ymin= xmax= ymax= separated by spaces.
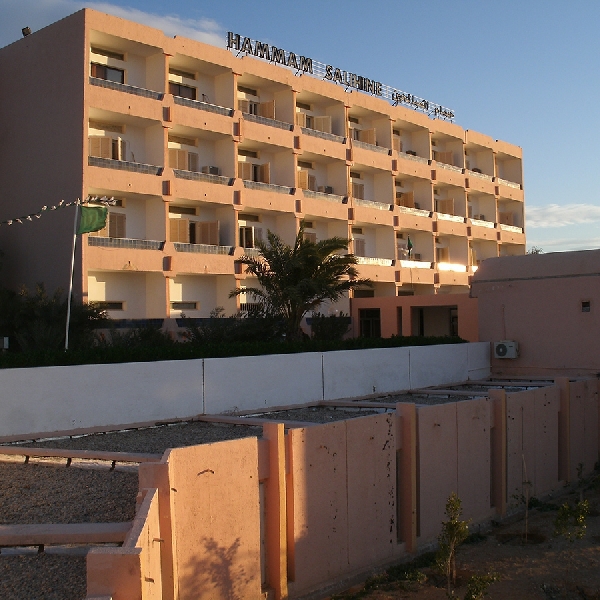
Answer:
xmin=0 ymin=342 xmax=489 ymax=439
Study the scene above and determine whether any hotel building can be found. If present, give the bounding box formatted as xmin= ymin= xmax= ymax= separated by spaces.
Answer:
xmin=0 ymin=10 xmax=525 ymax=337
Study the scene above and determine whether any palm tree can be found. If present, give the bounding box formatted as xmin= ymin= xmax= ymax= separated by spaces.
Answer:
xmin=230 ymin=225 xmax=372 ymax=340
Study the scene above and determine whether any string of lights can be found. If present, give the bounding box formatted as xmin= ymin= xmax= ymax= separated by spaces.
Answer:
xmin=0 ymin=196 xmax=115 ymax=228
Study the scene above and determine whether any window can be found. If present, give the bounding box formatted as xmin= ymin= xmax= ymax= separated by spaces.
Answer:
xmin=90 ymin=63 xmax=124 ymax=84
xmin=90 ymin=212 xmax=126 ymax=238
xmin=169 ymin=81 xmax=197 ymax=100
xmin=239 ymin=226 xmax=263 ymax=248
xmin=88 ymin=136 xmax=127 ymax=161
xmin=96 ymin=301 xmax=124 ymax=311
xmin=171 ymin=301 xmax=198 ymax=311
xmin=359 ymin=308 xmax=381 ymax=338
xmin=169 ymin=148 xmax=198 ymax=172
xmin=582 ymin=301 xmax=591 ymax=313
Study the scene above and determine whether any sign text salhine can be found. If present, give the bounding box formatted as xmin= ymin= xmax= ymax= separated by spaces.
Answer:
xmin=226 ymin=32 xmax=454 ymax=121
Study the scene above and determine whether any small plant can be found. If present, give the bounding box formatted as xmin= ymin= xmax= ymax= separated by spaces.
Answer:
xmin=436 ymin=492 xmax=470 ymax=595
xmin=463 ymin=572 xmax=500 ymax=600
xmin=554 ymin=499 xmax=589 ymax=542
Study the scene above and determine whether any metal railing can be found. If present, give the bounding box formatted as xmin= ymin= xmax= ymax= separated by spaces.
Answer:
xmin=243 ymin=180 xmax=294 ymax=194
xmin=89 ymin=77 xmax=163 ymax=100
xmin=88 ymin=237 xmax=165 ymax=250
xmin=173 ymin=96 xmax=234 ymax=117
xmin=355 ymin=256 xmax=394 ymax=267
xmin=88 ymin=156 xmax=163 ymax=175
xmin=243 ymin=113 xmax=293 ymax=131
xmin=174 ymin=243 xmax=234 ymax=255
xmin=301 ymin=128 xmax=345 ymax=144
xmin=174 ymin=170 xmax=233 ymax=186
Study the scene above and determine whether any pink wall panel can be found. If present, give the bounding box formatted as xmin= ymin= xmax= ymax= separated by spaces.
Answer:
xmin=288 ymin=422 xmax=349 ymax=596
xmin=167 ymin=438 xmax=262 ymax=600
xmin=456 ymin=399 xmax=492 ymax=523
xmin=346 ymin=413 xmax=396 ymax=568
xmin=417 ymin=403 xmax=458 ymax=542
xmin=533 ymin=388 xmax=560 ymax=496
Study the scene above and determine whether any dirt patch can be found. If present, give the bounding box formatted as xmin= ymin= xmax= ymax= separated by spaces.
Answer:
xmin=246 ymin=406 xmax=383 ymax=423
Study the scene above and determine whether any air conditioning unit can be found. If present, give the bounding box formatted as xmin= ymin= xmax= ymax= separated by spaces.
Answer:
xmin=493 ymin=340 xmax=519 ymax=359
xmin=201 ymin=165 xmax=221 ymax=176
xmin=318 ymin=185 xmax=334 ymax=194
xmin=413 ymin=253 xmax=421 ymax=261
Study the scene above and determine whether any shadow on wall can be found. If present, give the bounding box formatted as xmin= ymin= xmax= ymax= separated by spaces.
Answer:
xmin=180 ymin=537 xmax=250 ymax=600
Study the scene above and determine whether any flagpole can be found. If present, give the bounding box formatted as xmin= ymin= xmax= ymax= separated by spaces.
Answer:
xmin=65 ymin=200 xmax=80 ymax=351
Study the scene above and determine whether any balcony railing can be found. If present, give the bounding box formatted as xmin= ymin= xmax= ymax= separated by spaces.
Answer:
xmin=243 ymin=180 xmax=294 ymax=194
xmin=500 ymin=224 xmax=523 ymax=233
xmin=495 ymin=177 xmax=521 ymax=189
xmin=174 ymin=170 xmax=233 ymax=186
xmin=243 ymin=113 xmax=293 ymax=131
xmin=465 ymin=169 xmax=493 ymax=181
xmin=437 ymin=162 xmax=463 ymax=173
xmin=302 ymin=189 xmax=347 ymax=203
xmin=354 ymin=198 xmax=393 ymax=211
xmin=173 ymin=96 xmax=234 ymax=117
xmin=470 ymin=218 xmax=494 ymax=228
xmin=355 ymin=256 xmax=394 ymax=267
xmin=437 ymin=213 xmax=466 ymax=223
xmin=301 ymin=127 xmax=345 ymax=144
xmin=88 ymin=156 xmax=163 ymax=175
xmin=397 ymin=205 xmax=432 ymax=218
xmin=398 ymin=259 xmax=432 ymax=269
xmin=352 ymin=140 xmax=391 ymax=155
xmin=438 ymin=262 xmax=468 ymax=273
xmin=400 ymin=152 xmax=429 ymax=164
xmin=174 ymin=243 xmax=234 ymax=255
xmin=89 ymin=76 xmax=163 ymax=100
xmin=241 ymin=248 xmax=262 ymax=257
xmin=88 ymin=237 xmax=165 ymax=250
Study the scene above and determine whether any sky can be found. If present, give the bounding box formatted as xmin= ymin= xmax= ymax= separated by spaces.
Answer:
xmin=1 ymin=0 xmax=599 ymax=253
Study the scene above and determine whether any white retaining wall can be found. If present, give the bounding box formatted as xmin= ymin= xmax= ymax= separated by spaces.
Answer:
xmin=0 ymin=342 xmax=490 ymax=438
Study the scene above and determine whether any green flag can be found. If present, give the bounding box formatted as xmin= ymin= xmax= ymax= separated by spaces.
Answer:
xmin=77 ymin=206 xmax=107 ymax=234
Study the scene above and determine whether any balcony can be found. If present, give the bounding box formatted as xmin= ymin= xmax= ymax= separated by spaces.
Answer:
xmin=495 ymin=177 xmax=521 ymax=189
xmin=88 ymin=156 xmax=163 ymax=176
xmin=437 ymin=162 xmax=462 ymax=174
xmin=301 ymin=127 xmax=345 ymax=144
xmin=243 ymin=113 xmax=293 ymax=131
xmin=398 ymin=259 xmax=432 ymax=269
xmin=89 ymin=76 xmax=164 ymax=100
xmin=465 ymin=169 xmax=493 ymax=181
xmin=354 ymin=198 xmax=393 ymax=211
xmin=88 ymin=237 xmax=164 ymax=250
xmin=470 ymin=218 xmax=494 ymax=228
xmin=303 ymin=189 xmax=347 ymax=203
xmin=437 ymin=213 xmax=465 ymax=223
xmin=173 ymin=96 xmax=234 ymax=117
xmin=401 ymin=152 xmax=429 ymax=165
xmin=499 ymin=224 xmax=523 ymax=233
xmin=397 ymin=205 xmax=432 ymax=218
xmin=355 ymin=256 xmax=394 ymax=267
xmin=437 ymin=263 xmax=468 ymax=273
xmin=174 ymin=170 xmax=233 ymax=186
xmin=243 ymin=181 xmax=294 ymax=194
xmin=352 ymin=140 xmax=391 ymax=155
xmin=174 ymin=243 xmax=234 ymax=255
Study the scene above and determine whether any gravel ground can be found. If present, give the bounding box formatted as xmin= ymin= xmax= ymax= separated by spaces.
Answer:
xmin=365 ymin=392 xmax=487 ymax=405
xmin=246 ymin=406 xmax=383 ymax=423
xmin=0 ymin=554 xmax=86 ymax=600
xmin=0 ymin=463 xmax=138 ymax=524
xmin=4 ymin=421 xmax=263 ymax=455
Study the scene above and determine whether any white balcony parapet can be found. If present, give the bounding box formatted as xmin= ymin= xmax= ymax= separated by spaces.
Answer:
xmin=400 ymin=152 xmax=429 ymax=164
xmin=437 ymin=162 xmax=462 ymax=173
xmin=88 ymin=237 xmax=165 ymax=250
xmin=397 ymin=205 xmax=431 ymax=218
xmin=353 ymin=140 xmax=391 ymax=155
xmin=301 ymin=127 xmax=345 ymax=144
xmin=500 ymin=224 xmax=523 ymax=233
xmin=174 ymin=170 xmax=233 ymax=186
xmin=243 ymin=181 xmax=294 ymax=194
xmin=89 ymin=76 xmax=163 ymax=100
xmin=355 ymin=256 xmax=394 ymax=267
xmin=495 ymin=177 xmax=521 ymax=189
xmin=173 ymin=95 xmax=234 ymax=117
xmin=244 ymin=113 xmax=293 ymax=131
xmin=354 ymin=198 xmax=393 ymax=211
xmin=465 ymin=169 xmax=493 ymax=181
xmin=438 ymin=262 xmax=467 ymax=272
xmin=302 ymin=189 xmax=347 ymax=203
xmin=88 ymin=156 xmax=163 ymax=175
xmin=399 ymin=259 xmax=432 ymax=269
xmin=174 ymin=243 xmax=234 ymax=255
xmin=470 ymin=218 xmax=494 ymax=228
xmin=437 ymin=213 xmax=465 ymax=223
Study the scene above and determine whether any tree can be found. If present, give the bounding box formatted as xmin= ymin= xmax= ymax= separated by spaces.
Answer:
xmin=230 ymin=225 xmax=372 ymax=340
xmin=527 ymin=246 xmax=544 ymax=254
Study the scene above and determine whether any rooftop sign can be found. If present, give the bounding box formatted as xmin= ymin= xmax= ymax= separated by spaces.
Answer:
xmin=227 ymin=32 xmax=455 ymax=121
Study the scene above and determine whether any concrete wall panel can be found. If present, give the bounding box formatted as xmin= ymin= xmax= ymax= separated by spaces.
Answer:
xmin=322 ymin=347 xmax=410 ymax=400
xmin=583 ymin=380 xmax=599 ymax=475
xmin=417 ymin=403 xmax=458 ymax=542
xmin=410 ymin=344 xmax=469 ymax=390
xmin=533 ymin=387 xmax=560 ymax=497
xmin=0 ymin=360 xmax=203 ymax=438
xmin=456 ymin=399 xmax=492 ymax=523
xmin=467 ymin=342 xmax=491 ymax=380
xmin=569 ymin=381 xmax=587 ymax=478
xmin=346 ymin=413 xmax=396 ymax=568
xmin=505 ymin=392 xmax=525 ymax=506
xmin=288 ymin=422 xmax=349 ymax=596
xmin=167 ymin=437 xmax=262 ymax=600
xmin=203 ymin=353 xmax=323 ymax=414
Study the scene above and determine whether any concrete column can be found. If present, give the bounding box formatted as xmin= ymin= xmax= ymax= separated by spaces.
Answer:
xmin=395 ymin=403 xmax=417 ymax=553
xmin=555 ymin=377 xmax=571 ymax=483
xmin=488 ymin=388 xmax=507 ymax=516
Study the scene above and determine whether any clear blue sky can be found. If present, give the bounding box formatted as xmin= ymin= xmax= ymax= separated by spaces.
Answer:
xmin=2 ymin=0 xmax=599 ymax=253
